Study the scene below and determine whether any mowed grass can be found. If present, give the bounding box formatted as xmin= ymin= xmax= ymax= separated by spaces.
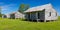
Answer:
xmin=0 ymin=17 xmax=60 ymax=30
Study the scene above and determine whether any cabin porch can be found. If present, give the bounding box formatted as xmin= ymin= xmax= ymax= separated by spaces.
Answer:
xmin=25 ymin=11 xmax=45 ymax=22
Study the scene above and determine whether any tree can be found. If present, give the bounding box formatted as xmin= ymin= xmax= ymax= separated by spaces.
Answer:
xmin=0 ymin=6 xmax=2 ymax=17
xmin=18 ymin=4 xmax=29 ymax=13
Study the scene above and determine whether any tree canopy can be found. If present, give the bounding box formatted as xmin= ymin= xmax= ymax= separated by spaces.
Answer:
xmin=0 ymin=7 xmax=2 ymax=17
xmin=18 ymin=4 xmax=29 ymax=13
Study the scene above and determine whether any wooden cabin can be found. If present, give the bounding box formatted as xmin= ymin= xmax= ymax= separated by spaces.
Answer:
xmin=2 ymin=14 xmax=10 ymax=18
xmin=10 ymin=12 xmax=25 ymax=19
xmin=24 ymin=3 xmax=58 ymax=22
xmin=2 ymin=15 xmax=7 ymax=18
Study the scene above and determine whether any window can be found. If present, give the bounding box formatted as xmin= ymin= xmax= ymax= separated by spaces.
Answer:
xmin=49 ymin=12 xmax=51 ymax=16
xmin=10 ymin=14 xmax=15 ymax=19
xmin=28 ymin=13 xmax=30 ymax=19
xmin=56 ymin=12 xmax=57 ymax=16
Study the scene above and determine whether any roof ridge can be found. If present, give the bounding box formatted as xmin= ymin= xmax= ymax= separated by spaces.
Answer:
xmin=28 ymin=3 xmax=52 ymax=10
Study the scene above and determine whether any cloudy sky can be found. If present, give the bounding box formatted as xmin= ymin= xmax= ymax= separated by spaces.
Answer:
xmin=0 ymin=0 xmax=60 ymax=15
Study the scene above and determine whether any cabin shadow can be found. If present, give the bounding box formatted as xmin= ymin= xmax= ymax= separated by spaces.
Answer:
xmin=23 ymin=19 xmax=56 ymax=22
xmin=23 ymin=19 xmax=45 ymax=22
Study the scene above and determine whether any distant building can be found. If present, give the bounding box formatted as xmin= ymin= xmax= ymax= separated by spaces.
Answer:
xmin=10 ymin=12 xmax=25 ymax=19
xmin=2 ymin=14 xmax=10 ymax=18
xmin=24 ymin=3 xmax=58 ymax=22
xmin=2 ymin=15 xmax=7 ymax=18
xmin=2 ymin=11 xmax=25 ymax=19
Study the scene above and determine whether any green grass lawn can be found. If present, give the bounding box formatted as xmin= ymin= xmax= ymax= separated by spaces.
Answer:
xmin=0 ymin=17 xmax=60 ymax=30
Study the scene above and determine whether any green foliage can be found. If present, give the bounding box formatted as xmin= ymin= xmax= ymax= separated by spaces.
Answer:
xmin=0 ymin=17 xmax=59 ymax=30
xmin=0 ymin=13 xmax=2 ymax=17
xmin=18 ymin=4 xmax=29 ymax=13
xmin=0 ymin=7 xmax=2 ymax=17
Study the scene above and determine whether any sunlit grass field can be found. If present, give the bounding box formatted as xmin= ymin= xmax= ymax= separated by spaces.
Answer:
xmin=0 ymin=16 xmax=60 ymax=30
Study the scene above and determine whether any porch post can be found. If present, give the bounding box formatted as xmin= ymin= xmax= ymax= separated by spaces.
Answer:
xmin=15 ymin=14 xmax=16 ymax=19
xmin=44 ymin=19 xmax=46 ymax=22
xmin=44 ymin=17 xmax=46 ymax=22
xmin=36 ymin=12 xmax=38 ymax=22
xmin=30 ymin=13 xmax=31 ymax=21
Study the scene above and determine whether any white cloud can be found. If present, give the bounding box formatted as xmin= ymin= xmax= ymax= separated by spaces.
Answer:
xmin=1 ymin=3 xmax=18 ymax=14
xmin=1 ymin=3 xmax=17 ymax=11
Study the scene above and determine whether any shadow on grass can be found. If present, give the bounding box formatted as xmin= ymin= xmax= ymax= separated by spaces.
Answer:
xmin=22 ymin=19 xmax=57 ymax=22
xmin=22 ymin=19 xmax=45 ymax=22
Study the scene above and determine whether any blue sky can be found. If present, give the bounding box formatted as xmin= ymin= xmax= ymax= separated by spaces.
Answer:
xmin=0 ymin=0 xmax=60 ymax=16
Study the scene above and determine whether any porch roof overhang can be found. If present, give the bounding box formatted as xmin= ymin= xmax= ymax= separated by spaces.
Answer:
xmin=24 ymin=8 xmax=44 ymax=13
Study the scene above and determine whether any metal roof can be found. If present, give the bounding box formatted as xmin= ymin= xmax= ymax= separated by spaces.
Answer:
xmin=24 ymin=3 xmax=52 ymax=13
